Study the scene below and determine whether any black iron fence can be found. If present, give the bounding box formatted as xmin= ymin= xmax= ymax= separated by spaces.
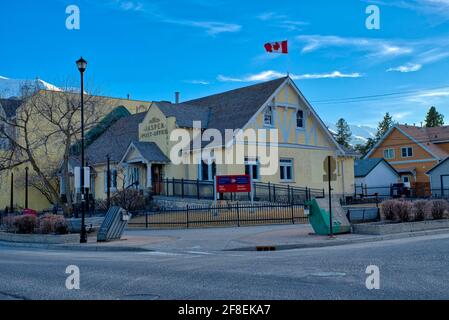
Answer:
xmin=155 ymin=178 xmax=324 ymax=205
xmin=349 ymin=184 xmax=449 ymax=205
xmin=128 ymin=202 xmax=307 ymax=229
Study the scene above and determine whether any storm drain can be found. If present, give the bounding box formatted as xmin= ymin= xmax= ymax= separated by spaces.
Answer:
xmin=256 ymin=246 xmax=276 ymax=251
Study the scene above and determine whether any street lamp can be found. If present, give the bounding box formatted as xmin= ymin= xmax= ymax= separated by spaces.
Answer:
xmin=76 ymin=57 xmax=88 ymax=243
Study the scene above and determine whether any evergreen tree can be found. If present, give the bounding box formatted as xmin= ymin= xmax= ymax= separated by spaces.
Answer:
xmin=376 ymin=112 xmax=394 ymax=140
xmin=335 ymin=118 xmax=352 ymax=148
xmin=425 ymin=106 xmax=444 ymax=127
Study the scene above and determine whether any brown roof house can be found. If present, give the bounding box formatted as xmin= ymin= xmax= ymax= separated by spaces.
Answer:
xmin=365 ymin=124 xmax=449 ymax=196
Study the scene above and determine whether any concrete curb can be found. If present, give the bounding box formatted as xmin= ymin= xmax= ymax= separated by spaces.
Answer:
xmin=226 ymin=228 xmax=449 ymax=251
xmin=0 ymin=241 xmax=152 ymax=252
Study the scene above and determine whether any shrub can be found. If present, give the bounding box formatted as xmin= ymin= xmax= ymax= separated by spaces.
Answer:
xmin=395 ymin=200 xmax=413 ymax=222
xmin=3 ymin=216 xmax=17 ymax=233
xmin=14 ymin=215 xmax=37 ymax=234
xmin=428 ymin=200 xmax=449 ymax=220
xmin=37 ymin=214 xmax=69 ymax=235
xmin=412 ymin=200 xmax=428 ymax=221
xmin=111 ymin=189 xmax=146 ymax=212
xmin=381 ymin=200 xmax=397 ymax=221
xmin=54 ymin=219 xmax=69 ymax=235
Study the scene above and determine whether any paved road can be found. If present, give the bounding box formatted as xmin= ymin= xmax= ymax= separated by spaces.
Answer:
xmin=1 ymin=233 xmax=449 ymax=300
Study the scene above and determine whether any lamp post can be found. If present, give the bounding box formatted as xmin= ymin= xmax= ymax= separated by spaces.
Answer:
xmin=106 ymin=154 xmax=111 ymax=209
xmin=76 ymin=57 xmax=88 ymax=244
xmin=25 ymin=167 xmax=29 ymax=209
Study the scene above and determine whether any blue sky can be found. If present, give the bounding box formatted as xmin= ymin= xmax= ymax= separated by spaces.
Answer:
xmin=1 ymin=0 xmax=449 ymax=127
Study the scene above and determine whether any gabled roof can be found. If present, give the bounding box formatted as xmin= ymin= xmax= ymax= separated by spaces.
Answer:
xmin=155 ymin=101 xmax=211 ymax=128
xmin=184 ymin=77 xmax=288 ymax=134
xmin=427 ymin=156 xmax=449 ymax=174
xmin=121 ymin=141 xmax=170 ymax=164
xmin=0 ymin=98 xmax=22 ymax=118
xmin=365 ymin=124 xmax=449 ymax=160
xmin=85 ymin=112 xmax=147 ymax=165
xmin=354 ymin=158 xmax=399 ymax=178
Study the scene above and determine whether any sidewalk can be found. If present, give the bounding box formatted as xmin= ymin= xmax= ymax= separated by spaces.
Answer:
xmin=2 ymin=224 xmax=449 ymax=252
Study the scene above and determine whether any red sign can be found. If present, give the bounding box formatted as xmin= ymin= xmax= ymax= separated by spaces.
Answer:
xmin=216 ymin=175 xmax=252 ymax=193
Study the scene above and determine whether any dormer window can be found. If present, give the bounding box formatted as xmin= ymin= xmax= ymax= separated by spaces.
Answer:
xmin=296 ymin=110 xmax=304 ymax=128
xmin=264 ymin=106 xmax=273 ymax=126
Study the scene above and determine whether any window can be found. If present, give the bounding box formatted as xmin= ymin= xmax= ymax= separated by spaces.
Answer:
xmin=104 ymin=169 xmax=118 ymax=192
xmin=264 ymin=106 xmax=273 ymax=126
xmin=245 ymin=157 xmax=260 ymax=181
xmin=401 ymin=147 xmax=413 ymax=158
xmin=126 ymin=167 xmax=140 ymax=188
xmin=402 ymin=176 xmax=410 ymax=183
xmin=199 ymin=160 xmax=216 ymax=181
xmin=383 ymin=148 xmax=395 ymax=159
xmin=296 ymin=110 xmax=304 ymax=129
xmin=280 ymin=159 xmax=294 ymax=181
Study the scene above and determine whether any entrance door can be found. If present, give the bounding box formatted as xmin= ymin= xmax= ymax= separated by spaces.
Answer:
xmin=152 ymin=165 xmax=164 ymax=195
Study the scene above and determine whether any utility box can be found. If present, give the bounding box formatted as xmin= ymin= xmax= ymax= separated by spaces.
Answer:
xmin=97 ymin=206 xmax=132 ymax=242
xmin=306 ymin=198 xmax=351 ymax=235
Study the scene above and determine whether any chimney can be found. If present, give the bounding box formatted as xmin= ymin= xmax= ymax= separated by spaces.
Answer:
xmin=175 ymin=92 xmax=180 ymax=104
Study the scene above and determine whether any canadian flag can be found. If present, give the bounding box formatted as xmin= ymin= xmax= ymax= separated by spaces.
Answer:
xmin=264 ymin=40 xmax=288 ymax=54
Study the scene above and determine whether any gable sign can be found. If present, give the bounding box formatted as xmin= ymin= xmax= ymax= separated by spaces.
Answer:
xmin=140 ymin=117 xmax=168 ymax=139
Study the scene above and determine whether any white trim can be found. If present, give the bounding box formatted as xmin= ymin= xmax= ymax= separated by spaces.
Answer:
xmin=364 ymin=126 xmax=395 ymax=159
xmin=400 ymin=146 xmax=414 ymax=158
xmin=383 ymin=148 xmax=395 ymax=160
xmin=389 ymin=158 xmax=436 ymax=165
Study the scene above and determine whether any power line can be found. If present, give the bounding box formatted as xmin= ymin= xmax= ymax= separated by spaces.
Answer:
xmin=310 ymin=85 xmax=449 ymax=105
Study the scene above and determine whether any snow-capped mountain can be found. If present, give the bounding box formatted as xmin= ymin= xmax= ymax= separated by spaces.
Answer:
xmin=326 ymin=122 xmax=377 ymax=146
xmin=0 ymin=76 xmax=61 ymax=98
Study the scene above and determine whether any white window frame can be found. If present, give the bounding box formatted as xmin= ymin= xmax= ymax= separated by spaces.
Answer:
xmin=280 ymin=158 xmax=294 ymax=182
xmin=401 ymin=147 xmax=413 ymax=158
xmin=402 ymin=176 xmax=410 ymax=183
xmin=383 ymin=148 xmax=395 ymax=160
xmin=199 ymin=159 xmax=216 ymax=181
xmin=296 ymin=109 xmax=305 ymax=129
xmin=263 ymin=106 xmax=274 ymax=127
xmin=104 ymin=168 xmax=118 ymax=193
xmin=245 ymin=157 xmax=260 ymax=181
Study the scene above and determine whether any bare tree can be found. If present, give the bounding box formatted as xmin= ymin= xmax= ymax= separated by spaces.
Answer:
xmin=0 ymin=83 xmax=105 ymax=215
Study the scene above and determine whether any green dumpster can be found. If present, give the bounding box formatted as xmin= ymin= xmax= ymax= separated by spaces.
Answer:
xmin=306 ymin=198 xmax=351 ymax=235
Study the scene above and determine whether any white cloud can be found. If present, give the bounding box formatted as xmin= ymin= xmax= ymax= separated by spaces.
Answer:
xmin=387 ymin=63 xmax=423 ymax=73
xmin=297 ymin=35 xmax=413 ymax=58
xmin=257 ymin=12 xmax=288 ymax=21
xmin=257 ymin=12 xmax=308 ymax=31
xmin=172 ymin=20 xmax=241 ymax=35
xmin=217 ymin=70 xmax=362 ymax=82
xmin=185 ymin=80 xmax=210 ymax=85
xmin=119 ymin=1 xmax=143 ymax=11
xmin=294 ymin=71 xmax=362 ymax=80
xmin=105 ymin=1 xmax=241 ymax=36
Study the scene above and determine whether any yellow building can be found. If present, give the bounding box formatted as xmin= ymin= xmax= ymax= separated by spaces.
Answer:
xmin=0 ymin=90 xmax=154 ymax=211
xmin=81 ymin=76 xmax=356 ymax=203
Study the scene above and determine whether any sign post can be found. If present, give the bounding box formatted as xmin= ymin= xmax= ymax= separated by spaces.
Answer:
xmin=323 ymin=156 xmax=337 ymax=238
